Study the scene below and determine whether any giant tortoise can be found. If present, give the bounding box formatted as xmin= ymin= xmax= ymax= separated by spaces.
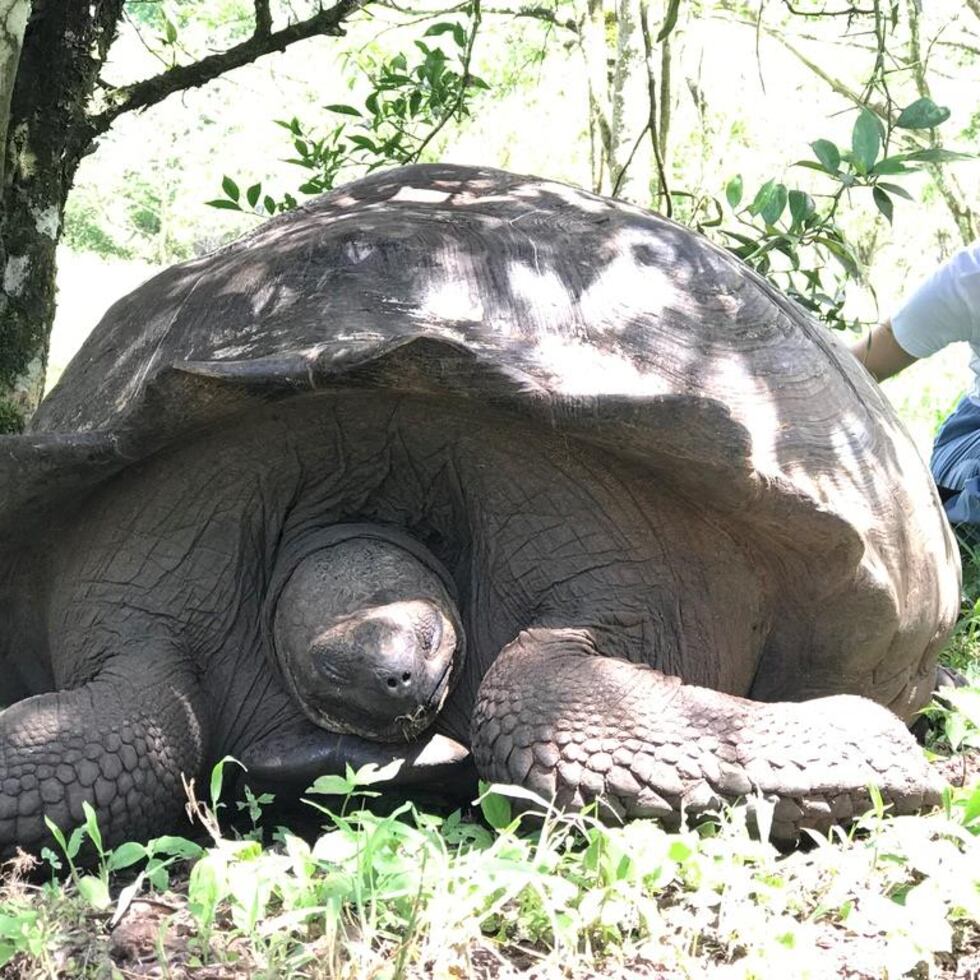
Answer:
xmin=0 ymin=163 xmax=961 ymax=850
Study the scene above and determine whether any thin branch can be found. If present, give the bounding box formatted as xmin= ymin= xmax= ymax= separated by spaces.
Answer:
xmin=483 ymin=5 xmax=579 ymax=32
xmin=120 ymin=7 xmax=174 ymax=71
xmin=371 ymin=0 xmax=464 ymax=13
xmin=611 ymin=123 xmax=650 ymax=198
xmin=638 ymin=0 xmax=671 ymax=215
xmin=357 ymin=5 xmax=466 ymax=49
xmin=410 ymin=0 xmax=481 ymax=161
xmin=781 ymin=0 xmax=874 ymax=15
xmin=85 ymin=0 xmax=368 ymax=140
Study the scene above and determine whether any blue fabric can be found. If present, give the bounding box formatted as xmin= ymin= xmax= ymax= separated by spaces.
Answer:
xmin=931 ymin=396 xmax=980 ymax=525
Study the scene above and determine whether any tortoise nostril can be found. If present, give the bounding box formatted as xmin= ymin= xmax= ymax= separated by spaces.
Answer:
xmin=384 ymin=671 xmax=413 ymax=692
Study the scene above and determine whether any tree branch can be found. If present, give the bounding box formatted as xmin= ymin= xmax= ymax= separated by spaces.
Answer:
xmin=638 ymin=0 xmax=671 ymax=216
xmin=483 ymin=6 xmax=579 ymax=33
xmin=781 ymin=1 xmax=874 ymax=15
xmin=410 ymin=0 xmax=481 ymax=161
xmin=611 ymin=122 xmax=650 ymax=197
xmin=254 ymin=0 xmax=273 ymax=37
xmin=85 ymin=0 xmax=368 ymax=141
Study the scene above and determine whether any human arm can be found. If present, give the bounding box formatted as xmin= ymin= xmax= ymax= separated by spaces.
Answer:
xmin=851 ymin=243 xmax=980 ymax=383
xmin=849 ymin=320 xmax=918 ymax=382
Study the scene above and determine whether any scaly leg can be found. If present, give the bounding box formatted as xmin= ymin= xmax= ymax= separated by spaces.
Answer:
xmin=472 ymin=629 xmax=943 ymax=842
xmin=0 ymin=655 xmax=207 ymax=855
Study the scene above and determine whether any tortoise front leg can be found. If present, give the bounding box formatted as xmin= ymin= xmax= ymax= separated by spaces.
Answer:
xmin=0 ymin=654 xmax=207 ymax=856
xmin=471 ymin=628 xmax=943 ymax=843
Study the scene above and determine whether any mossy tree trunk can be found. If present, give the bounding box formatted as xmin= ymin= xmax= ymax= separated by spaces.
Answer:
xmin=0 ymin=1 xmax=119 ymax=431
xmin=0 ymin=0 xmax=367 ymax=434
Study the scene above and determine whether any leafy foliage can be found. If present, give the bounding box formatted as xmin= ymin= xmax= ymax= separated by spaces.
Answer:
xmin=712 ymin=98 xmax=972 ymax=332
xmin=207 ymin=10 xmax=488 ymax=216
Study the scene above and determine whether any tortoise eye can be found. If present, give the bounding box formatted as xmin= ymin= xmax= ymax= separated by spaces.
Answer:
xmin=410 ymin=604 xmax=443 ymax=652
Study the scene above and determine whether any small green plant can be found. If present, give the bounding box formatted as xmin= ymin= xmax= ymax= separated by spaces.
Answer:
xmin=926 ymin=685 xmax=980 ymax=755
xmin=3 ymin=737 xmax=977 ymax=975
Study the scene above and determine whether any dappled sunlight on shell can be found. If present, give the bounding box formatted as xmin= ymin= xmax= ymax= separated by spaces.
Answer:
xmin=391 ymin=186 xmax=453 ymax=204
xmin=528 ymin=334 xmax=669 ymax=396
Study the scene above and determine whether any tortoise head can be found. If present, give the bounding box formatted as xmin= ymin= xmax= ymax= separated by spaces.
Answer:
xmin=270 ymin=528 xmax=463 ymax=742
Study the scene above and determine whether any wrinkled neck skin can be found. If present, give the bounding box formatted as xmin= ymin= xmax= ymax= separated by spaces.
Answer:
xmin=47 ymin=392 xmax=772 ymax=765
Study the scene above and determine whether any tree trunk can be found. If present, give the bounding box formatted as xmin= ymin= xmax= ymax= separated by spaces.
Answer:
xmin=0 ymin=0 xmax=29 ymax=191
xmin=609 ymin=0 xmax=651 ymax=201
xmin=580 ymin=0 xmax=613 ymax=194
xmin=0 ymin=1 xmax=124 ymax=433
xmin=0 ymin=0 xmax=367 ymax=432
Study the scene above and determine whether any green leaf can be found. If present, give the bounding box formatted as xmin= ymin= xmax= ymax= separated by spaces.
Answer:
xmin=760 ymin=182 xmax=788 ymax=226
xmin=811 ymin=139 xmax=840 ymax=173
xmin=747 ymin=178 xmax=776 ymax=217
xmin=938 ymin=686 xmax=980 ymax=728
xmin=815 ymin=236 xmax=860 ymax=278
xmin=793 ymin=160 xmax=832 ymax=173
xmin=902 ymin=147 xmax=973 ymax=164
xmin=206 ymin=199 xmax=242 ymax=211
xmin=478 ymin=781 xmax=512 ymax=829
xmin=876 ymin=181 xmax=914 ymax=201
xmin=246 ymin=183 xmax=262 ymax=208
xmin=324 ymin=104 xmax=362 ymax=117
xmin=77 ymin=875 xmax=112 ymax=910
xmin=452 ymin=23 xmax=467 ymax=47
xmin=187 ymin=857 xmax=223 ymax=929
xmin=209 ymin=756 xmax=244 ymax=811
xmin=307 ymin=772 xmax=357 ymax=797
xmin=725 ymin=175 xmax=743 ymax=209
xmin=145 ymin=858 xmax=170 ymax=891
xmin=348 ymin=759 xmax=405 ymax=786
xmin=895 ymin=97 xmax=951 ymax=130
xmin=221 ymin=176 xmax=240 ymax=202
xmin=788 ymin=189 xmax=815 ymax=225
xmin=82 ymin=800 xmax=102 ymax=854
xmin=872 ymin=155 xmax=915 ymax=175
xmin=657 ymin=0 xmax=681 ymax=42
xmin=107 ymin=841 xmax=147 ymax=872
xmin=163 ymin=17 xmax=177 ymax=44
xmin=44 ymin=817 xmax=68 ymax=855
xmin=851 ymin=108 xmax=882 ymax=172
xmin=67 ymin=826 xmax=86 ymax=861
xmin=873 ymin=186 xmax=894 ymax=224
xmin=424 ymin=22 xmax=455 ymax=35
xmin=263 ymin=194 xmax=277 ymax=214
xmin=960 ymin=783 xmax=980 ymax=829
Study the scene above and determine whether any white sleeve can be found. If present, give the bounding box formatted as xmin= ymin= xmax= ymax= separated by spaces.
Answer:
xmin=890 ymin=241 xmax=980 ymax=358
